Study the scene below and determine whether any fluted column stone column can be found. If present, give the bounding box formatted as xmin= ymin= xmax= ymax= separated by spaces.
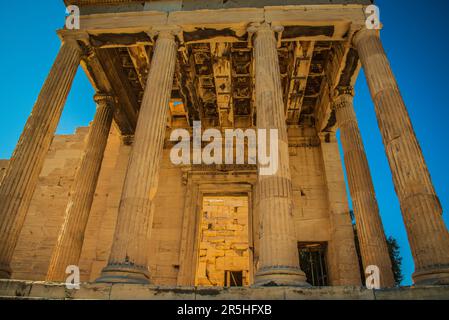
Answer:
xmin=319 ymin=131 xmax=362 ymax=286
xmin=97 ymin=29 xmax=178 ymax=284
xmin=354 ymin=28 xmax=449 ymax=285
xmin=46 ymin=93 xmax=114 ymax=281
xmin=334 ymin=87 xmax=394 ymax=287
xmin=249 ymin=22 xmax=307 ymax=286
xmin=0 ymin=37 xmax=82 ymax=278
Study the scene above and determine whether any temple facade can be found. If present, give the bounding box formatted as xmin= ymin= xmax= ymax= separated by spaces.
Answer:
xmin=1 ymin=0 xmax=449 ymax=298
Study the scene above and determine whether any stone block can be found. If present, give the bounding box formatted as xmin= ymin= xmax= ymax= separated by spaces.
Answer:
xmin=28 ymin=282 xmax=68 ymax=300
xmin=374 ymin=286 xmax=449 ymax=300
xmin=195 ymin=286 xmax=285 ymax=300
xmin=231 ymin=243 xmax=248 ymax=250
xmin=0 ymin=280 xmax=33 ymax=299
xmin=284 ymin=286 xmax=375 ymax=300
xmin=110 ymin=284 xmax=195 ymax=300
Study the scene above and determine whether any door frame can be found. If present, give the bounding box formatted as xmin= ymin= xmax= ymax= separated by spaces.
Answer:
xmin=176 ymin=166 xmax=257 ymax=286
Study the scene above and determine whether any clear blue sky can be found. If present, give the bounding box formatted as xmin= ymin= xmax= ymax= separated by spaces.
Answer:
xmin=0 ymin=1 xmax=448 ymax=286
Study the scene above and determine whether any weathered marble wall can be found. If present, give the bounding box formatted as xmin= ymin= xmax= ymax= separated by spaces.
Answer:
xmin=11 ymin=127 xmax=89 ymax=280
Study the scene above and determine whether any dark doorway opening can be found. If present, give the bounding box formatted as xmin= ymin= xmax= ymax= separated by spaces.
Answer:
xmin=224 ymin=270 xmax=243 ymax=287
xmin=298 ymin=242 xmax=329 ymax=286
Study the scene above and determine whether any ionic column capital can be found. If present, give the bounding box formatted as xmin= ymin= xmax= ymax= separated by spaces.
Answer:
xmin=335 ymin=86 xmax=355 ymax=97
xmin=147 ymin=26 xmax=182 ymax=42
xmin=57 ymin=29 xmax=94 ymax=60
xmin=93 ymin=93 xmax=116 ymax=109
xmin=57 ymin=29 xmax=89 ymax=48
xmin=247 ymin=22 xmax=284 ymax=35
xmin=318 ymin=131 xmax=337 ymax=143
xmin=332 ymin=86 xmax=354 ymax=111
xmin=353 ymin=28 xmax=380 ymax=47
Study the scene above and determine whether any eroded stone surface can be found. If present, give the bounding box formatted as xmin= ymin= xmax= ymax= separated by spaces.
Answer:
xmin=0 ymin=280 xmax=448 ymax=300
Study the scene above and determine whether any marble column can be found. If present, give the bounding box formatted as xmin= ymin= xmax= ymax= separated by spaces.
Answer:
xmin=0 ymin=38 xmax=82 ymax=279
xmin=46 ymin=93 xmax=114 ymax=281
xmin=354 ymin=28 xmax=449 ymax=285
xmin=97 ymin=30 xmax=178 ymax=284
xmin=249 ymin=22 xmax=307 ymax=286
xmin=334 ymin=87 xmax=394 ymax=287
xmin=319 ymin=132 xmax=362 ymax=286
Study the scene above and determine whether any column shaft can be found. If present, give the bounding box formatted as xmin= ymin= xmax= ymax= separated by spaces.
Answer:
xmin=355 ymin=29 xmax=449 ymax=285
xmin=97 ymin=31 xmax=177 ymax=284
xmin=251 ymin=23 xmax=307 ymax=286
xmin=320 ymin=132 xmax=362 ymax=286
xmin=46 ymin=94 xmax=114 ymax=281
xmin=334 ymin=90 xmax=394 ymax=287
xmin=0 ymin=40 xmax=81 ymax=278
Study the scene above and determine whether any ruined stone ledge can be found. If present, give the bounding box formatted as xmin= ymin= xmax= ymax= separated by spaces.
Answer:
xmin=0 ymin=280 xmax=448 ymax=300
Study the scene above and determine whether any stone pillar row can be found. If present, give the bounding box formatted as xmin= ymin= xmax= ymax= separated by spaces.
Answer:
xmin=354 ymin=29 xmax=449 ymax=285
xmin=334 ymin=87 xmax=394 ymax=287
xmin=0 ymin=38 xmax=82 ymax=278
xmin=1 ymin=23 xmax=448 ymax=288
xmin=249 ymin=22 xmax=307 ymax=286
xmin=46 ymin=94 xmax=115 ymax=281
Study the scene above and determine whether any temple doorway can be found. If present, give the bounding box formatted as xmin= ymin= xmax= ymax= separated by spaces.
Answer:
xmin=195 ymin=195 xmax=251 ymax=287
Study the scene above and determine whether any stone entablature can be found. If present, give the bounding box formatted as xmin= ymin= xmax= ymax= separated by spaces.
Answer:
xmin=65 ymin=1 xmax=373 ymax=15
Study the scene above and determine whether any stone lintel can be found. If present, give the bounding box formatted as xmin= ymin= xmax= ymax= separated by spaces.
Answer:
xmin=71 ymin=5 xmax=366 ymax=45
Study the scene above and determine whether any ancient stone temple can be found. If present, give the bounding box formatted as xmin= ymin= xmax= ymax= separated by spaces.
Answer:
xmin=0 ymin=0 xmax=449 ymax=300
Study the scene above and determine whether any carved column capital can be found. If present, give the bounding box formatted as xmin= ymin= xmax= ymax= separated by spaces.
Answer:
xmin=57 ymin=29 xmax=88 ymax=47
xmin=332 ymin=86 xmax=354 ymax=111
xmin=120 ymin=135 xmax=134 ymax=146
xmin=247 ymin=22 xmax=283 ymax=35
xmin=318 ymin=131 xmax=337 ymax=144
xmin=57 ymin=29 xmax=93 ymax=60
xmin=148 ymin=26 xmax=182 ymax=42
xmin=93 ymin=93 xmax=116 ymax=109
xmin=353 ymin=28 xmax=380 ymax=48
xmin=335 ymin=86 xmax=355 ymax=97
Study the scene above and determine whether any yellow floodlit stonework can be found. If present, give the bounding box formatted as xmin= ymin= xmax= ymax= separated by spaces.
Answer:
xmin=196 ymin=196 xmax=250 ymax=287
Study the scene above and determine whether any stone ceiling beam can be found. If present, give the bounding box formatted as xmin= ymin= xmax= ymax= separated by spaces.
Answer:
xmin=211 ymin=42 xmax=233 ymax=128
xmin=190 ymin=43 xmax=218 ymax=126
xmin=94 ymin=48 xmax=140 ymax=134
xmin=127 ymin=45 xmax=152 ymax=89
xmin=285 ymin=41 xmax=315 ymax=124
xmin=231 ymin=43 xmax=253 ymax=128
xmin=314 ymin=41 xmax=350 ymax=133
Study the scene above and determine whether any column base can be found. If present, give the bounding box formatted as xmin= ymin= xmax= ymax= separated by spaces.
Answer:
xmin=254 ymin=266 xmax=310 ymax=287
xmin=413 ymin=265 xmax=449 ymax=286
xmin=0 ymin=265 xmax=12 ymax=279
xmin=96 ymin=264 xmax=151 ymax=284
